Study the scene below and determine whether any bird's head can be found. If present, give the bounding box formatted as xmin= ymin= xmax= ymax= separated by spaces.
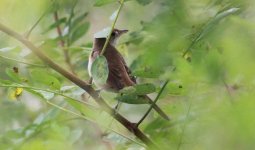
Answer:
xmin=109 ymin=29 xmax=128 ymax=46
xmin=94 ymin=28 xmax=128 ymax=47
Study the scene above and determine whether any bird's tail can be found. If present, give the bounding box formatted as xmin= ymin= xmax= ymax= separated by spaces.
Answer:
xmin=144 ymin=95 xmax=170 ymax=120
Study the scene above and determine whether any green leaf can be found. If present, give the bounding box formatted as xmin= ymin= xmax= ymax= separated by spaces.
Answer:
xmin=132 ymin=68 xmax=161 ymax=78
xmin=44 ymin=17 xmax=67 ymax=33
xmin=50 ymin=122 xmax=70 ymax=139
xmin=134 ymin=83 xmax=156 ymax=95
xmin=69 ymin=129 xmax=83 ymax=145
xmin=94 ymin=0 xmax=116 ymax=7
xmin=72 ymin=12 xmax=89 ymax=28
xmin=119 ymin=86 xmax=136 ymax=94
xmin=127 ymin=31 xmax=144 ymax=45
xmin=136 ymin=0 xmax=152 ymax=5
xmin=115 ymin=93 xmax=148 ymax=104
xmin=0 ymin=46 xmax=21 ymax=56
xmin=196 ymin=8 xmax=240 ymax=42
xmin=91 ymin=56 xmax=109 ymax=86
xmin=70 ymin=22 xmax=90 ymax=44
xmin=0 ymin=46 xmax=17 ymax=52
xmin=30 ymin=69 xmax=61 ymax=90
xmin=38 ymin=39 xmax=61 ymax=59
xmin=166 ymin=82 xmax=184 ymax=95
xmin=64 ymin=97 xmax=85 ymax=112
xmin=33 ymin=90 xmax=55 ymax=100
xmin=33 ymin=113 xmax=46 ymax=125
xmin=5 ymin=68 xmax=21 ymax=82
xmin=0 ymin=79 xmax=13 ymax=85
xmin=60 ymin=85 xmax=76 ymax=92
xmin=116 ymin=83 xmax=156 ymax=104
xmin=5 ymin=130 xmax=23 ymax=139
xmin=144 ymin=118 xmax=171 ymax=133
xmin=119 ymin=83 xmax=156 ymax=95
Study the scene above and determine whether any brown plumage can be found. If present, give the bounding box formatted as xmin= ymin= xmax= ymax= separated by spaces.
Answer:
xmin=88 ymin=29 xmax=169 ymax=120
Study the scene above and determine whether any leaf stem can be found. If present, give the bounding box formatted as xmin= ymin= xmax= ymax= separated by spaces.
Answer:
xmin=100 ymin=0 xmax=125 ymax=55
xmin=0 ymin=55 xmax=46 ymax=67
xmin=25 ymin=0 xmax=56 ymax=39
xmin=136 ymin=80 xmax=169 ymax=127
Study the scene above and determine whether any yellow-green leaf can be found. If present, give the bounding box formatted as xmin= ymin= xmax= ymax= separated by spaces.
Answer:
xmin=91 ymin=55 xmax=109 ymax=86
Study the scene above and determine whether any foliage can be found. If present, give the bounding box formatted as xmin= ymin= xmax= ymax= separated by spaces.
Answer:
xmin=1 ymin=0 xmax=255 ymax=149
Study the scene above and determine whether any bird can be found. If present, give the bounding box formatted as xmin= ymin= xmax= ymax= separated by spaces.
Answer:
xmin=88 ymin=28 xmax=170 ymax=120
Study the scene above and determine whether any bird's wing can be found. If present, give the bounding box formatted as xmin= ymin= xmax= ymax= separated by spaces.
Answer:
xmin=105 ymin=47 xmax=135 ymax=90
xmin=115 ymin=51 xmax=137 ymax=83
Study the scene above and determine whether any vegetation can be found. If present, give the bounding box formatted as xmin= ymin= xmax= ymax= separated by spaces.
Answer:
xmin=0 ymin=0 xmax=255 ymax=149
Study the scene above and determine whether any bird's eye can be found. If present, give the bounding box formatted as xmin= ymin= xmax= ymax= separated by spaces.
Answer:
xmin=111 ymin=32 xmax=116 ymax=36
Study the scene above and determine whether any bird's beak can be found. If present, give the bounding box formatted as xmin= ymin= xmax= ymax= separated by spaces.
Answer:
xmin=119 ymin=29 xmax=129 ymax=35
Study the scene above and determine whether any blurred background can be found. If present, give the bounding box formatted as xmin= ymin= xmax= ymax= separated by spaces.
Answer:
xmin=0 ymin=0 xmax=255 ymax=149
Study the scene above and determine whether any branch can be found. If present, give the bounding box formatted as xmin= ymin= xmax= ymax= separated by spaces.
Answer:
xmin=0 ymin=22 xmax=156 ymax=147
xmin=53 ymin=11 xmax=76 ymax=75
xmin=136 ymin=80 xmax=169 ymax=127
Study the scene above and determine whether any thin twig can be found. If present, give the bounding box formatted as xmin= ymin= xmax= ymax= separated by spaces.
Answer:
xmin=136 ymin=80 xmax=169 ymax=127
xmin=46 ymin=100 xmax=145 ymax=147
xmin=25 ymin=12 xmax=47 ymax=39
xmin=0 ymin=22 xmax=156 ymax=147
xmin=0 ymin=84 xmax=97 ymax=109
xmin=100 ymin=0 xmax=125 ymax=55
xmin=25 ymin=0 xmax=56 ymax=39
xmin=0 ymin=55 xmax=46 ymax=67
xmin=53 ymin=11 xmax=76 ymax=75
